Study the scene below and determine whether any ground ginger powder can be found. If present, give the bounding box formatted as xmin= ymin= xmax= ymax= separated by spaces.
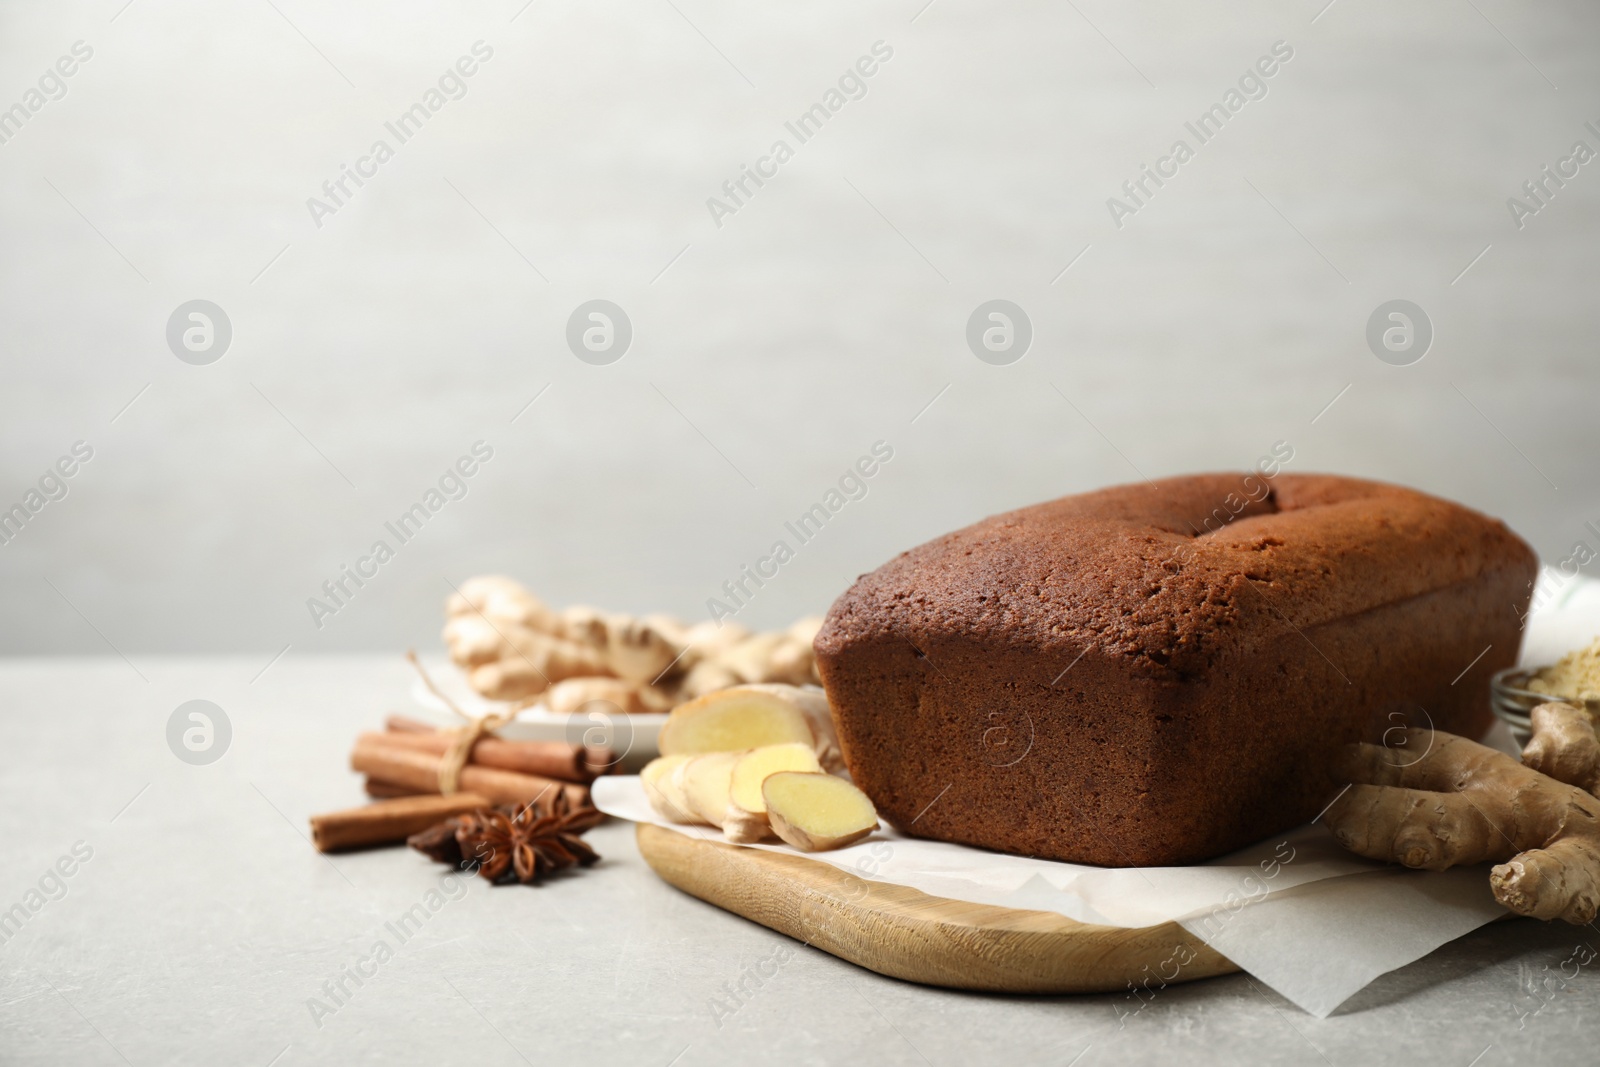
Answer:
xmin=1530 ymin=635 xmax=1600 ymax=702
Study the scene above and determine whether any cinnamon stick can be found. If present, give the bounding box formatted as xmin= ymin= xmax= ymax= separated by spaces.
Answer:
xmin=385 ymin=714 xmax=445 ymax=734
xmin=310 ymin=793 xmax=490 ymax=853
xmin=365 ymin=777 xmax=424 ymax=799
xmin=351 ymin=734 xmax=590 ymax=809
xmin=383 ymin=714 xmax=616 ymax=782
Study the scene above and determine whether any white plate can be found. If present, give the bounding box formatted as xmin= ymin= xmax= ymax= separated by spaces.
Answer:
xmin=407 ymin=675 xmax=665 ymax=773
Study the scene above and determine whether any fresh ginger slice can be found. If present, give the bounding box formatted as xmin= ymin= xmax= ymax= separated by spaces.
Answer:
xmin=657 ymin=684 xmax=842 ymax=771
xmin=723 ymin=743 xmax=822 ymax=842
xmin=640 ymin=755 xmax=696 ymax=823
xmin=762 ymin=772 xmax=880 ymax=852
xmin=679 ymin=751 xmax=743 ymax=826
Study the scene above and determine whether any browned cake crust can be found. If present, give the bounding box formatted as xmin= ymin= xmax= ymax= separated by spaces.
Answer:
xmin=813 ymin=473 xmax=1538 ymax=867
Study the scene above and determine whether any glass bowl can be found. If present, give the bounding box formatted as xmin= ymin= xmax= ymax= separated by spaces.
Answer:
xmin=1490 ymin=665 xmax=1600 ymax=746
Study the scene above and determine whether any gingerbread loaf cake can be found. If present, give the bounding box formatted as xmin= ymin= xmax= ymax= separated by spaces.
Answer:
xmin=813 ymin=473 xmax=1537 ymax=866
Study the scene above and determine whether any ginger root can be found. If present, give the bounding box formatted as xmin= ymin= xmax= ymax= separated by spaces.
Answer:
xmin=544 ymin=677 xmax=653 ymax=716
xmin=1521 ymin=701 xmax=1600 ymax=797
xmin=1324 ymin=726 xmax=1600 ymax=923
xmin=763 ymin=772 xmax=880 ymax=852
xmin=441 ymin=574 xmax=822 ymax=710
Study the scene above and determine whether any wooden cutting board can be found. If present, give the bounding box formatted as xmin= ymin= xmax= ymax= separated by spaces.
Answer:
xmin=636 ymin=824 xmax=1238 ymax=994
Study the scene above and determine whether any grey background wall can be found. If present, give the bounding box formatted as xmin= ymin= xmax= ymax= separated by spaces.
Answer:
xmin=1 ymin=0 xmax=1596 ymax=657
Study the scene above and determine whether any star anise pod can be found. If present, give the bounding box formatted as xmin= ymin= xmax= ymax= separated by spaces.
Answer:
xmin=457 ymin=808 xmax=518 ymax=882
xmin=410 ymin=793 xmax=603 ymax=886
xmin=406 ymin=818 xmax=465 ymax=865
xmin=503 ymin=794 xmax=603 ymax=884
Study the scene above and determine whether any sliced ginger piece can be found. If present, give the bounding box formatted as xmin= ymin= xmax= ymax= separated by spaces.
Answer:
xmin=657 ymin=684 xmax=842 ymax=772
xmin=723 ymin=743 xmax=822 ymax=842
xmin=762 ymin=772 xmax=880 ymax=852
xmin=658 ymin=685 xmax=813 ymax=753
xmin=640 ymin=755 xmax=696 ymax=823
xmin=680 ymin=751 xmax=743 ymax=827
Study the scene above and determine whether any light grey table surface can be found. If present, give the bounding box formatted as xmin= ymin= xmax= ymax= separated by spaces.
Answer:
xmin=1 ymin=656 xmax=1595 ymax=1066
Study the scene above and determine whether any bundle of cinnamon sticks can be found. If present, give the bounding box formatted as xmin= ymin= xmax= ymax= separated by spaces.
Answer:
xmin=310 ymin=715 xmax=616 ymax=852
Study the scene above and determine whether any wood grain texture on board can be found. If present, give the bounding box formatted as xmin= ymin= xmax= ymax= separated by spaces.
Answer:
xmin=636 ymin=824 xmax=1239 ymax=994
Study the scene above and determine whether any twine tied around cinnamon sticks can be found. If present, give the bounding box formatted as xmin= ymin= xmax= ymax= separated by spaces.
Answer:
xmin=408 ymin=650 xmax=522 ymax=796
xmin=317 ymin=657 xmax=613 ymax=852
